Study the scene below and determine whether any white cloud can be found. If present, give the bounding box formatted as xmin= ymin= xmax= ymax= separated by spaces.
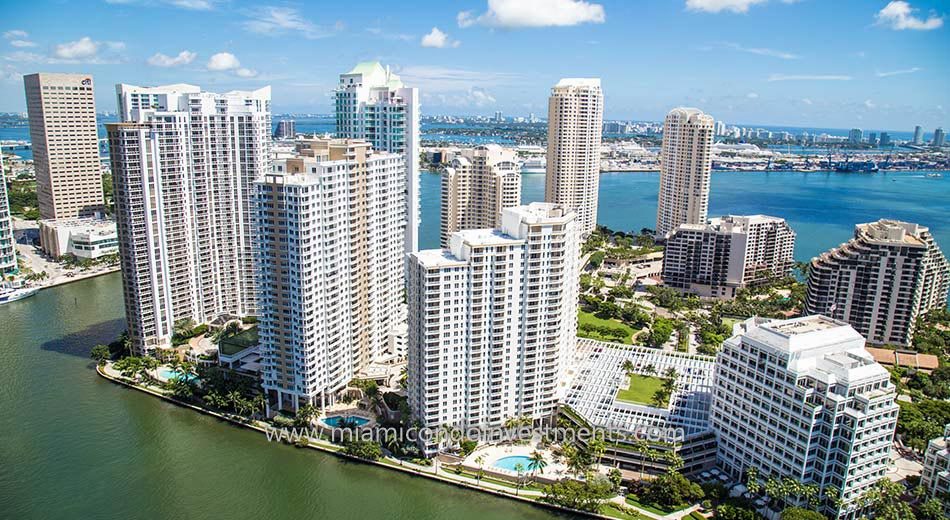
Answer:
xmin=206 ymin=52 xmax=241 ymax=71
xmin=876 ymin=1 xmax=943 ymax=31
xmin=206 ymin=52 xmax=257 ymax=78
xmin=54 ymin=37 xmax=99 ymax=59
xmin=458 ymin=0 xmax=605 ymax=28
xmin=746 ymin=92 xmax=759 ymax=99
xmin=801 ymin=98 xmax=813 ymax=105
xmin=3 ymin=29 xmax=28 ymax=39
xmin=864 ymin=99 xmax=876 ymax=109
xmin=686 ymin=0 xmax=767 ymax=13
xmin=105 ymin=0 xmax=216 ymax=9
xmin=10 ymin=40 xmax=36 ymax=48
xmin=876 ymin=67 xmax=922 ymax=77
xmin=421 ymin=27 xmax=459 ymax=48
xmin=0 ymin=63 xmax=21 ymax=82
xmin=147 ymin=50 xmax=197 ymax=67
xmin=768 ymin=73 xmax=852 ymax=81
xmin=428 ymin=87 xmax=498 ymax=108
xmin=722 ymin=42 xmax=799 ymax=59
xmin=243 ymin=6 xmax=339 ymax=39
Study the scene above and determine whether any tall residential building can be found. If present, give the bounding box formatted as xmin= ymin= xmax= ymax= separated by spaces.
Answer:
xmin=913 ymin=125 xmax=924 ymax=145
xmin=335 ymin=62 xmax=420 ymax=254
xmin=0 ymin=147 xmax=16 ymax=275
xmin=257 ymin=139 xmax=404 ymax=412
xmin=440 ymin=144 xmax=521 ymax=247
xmin=712 ymin=315 xmax=899 ymax=520
xmin=879 ymin=132 xmax=891 ymax=147
xmin=805 ymin=220 xmax=950 ymax=346
xmin=934 ymin=127 xmax=946 ymax=147
xmin=655 ymin=107 xmax=714 ymax=238
xmin=921 ymin=425 xmax=950 ymax=517
xmin=545 ymin=78 xmax=603 ymax=235
xmin=662 ymin=215 xmax=796 ymax=299
xmin=109 ymin=83 xmax=271 ymax=354
xmin=407 ymin=203 xmax=580 ymax=451
xmin=848 ymin=128 xmax=863 ymax=144
xmin=23 ymin=73 xmax=104 ymax=220
xmin=273 ymin=119 xmax=296 ymax=139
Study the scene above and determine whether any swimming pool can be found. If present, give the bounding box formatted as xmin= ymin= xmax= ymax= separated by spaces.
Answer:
xmin=158 ymin=368 xmax=196 ymax=382
xmin=493 ymin=455 xmax=533 ymax=472
xmin=321 ymin=415 xmax=370 ymax=428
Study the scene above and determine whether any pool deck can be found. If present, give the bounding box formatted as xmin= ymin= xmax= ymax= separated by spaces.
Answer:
xmin=463 ymin=442 xmax=572 ymax=478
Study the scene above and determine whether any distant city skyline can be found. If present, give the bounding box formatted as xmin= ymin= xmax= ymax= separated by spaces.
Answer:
xmin=0 ymin=0 xmax=947 ymax=129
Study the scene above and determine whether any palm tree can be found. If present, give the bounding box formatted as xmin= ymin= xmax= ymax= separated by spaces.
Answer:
xmin=527 ymin=450 xmax=547 ymax=478
xmin=513 ymin=463 xmax=525 ymax=496
xmin=643 ymin=364 xmax=656 ymax=376
xmin=664 ymin=451 xmax=683 ymax=472
xmin=633 ymin=439 xmax=650 ymax=478
xmin=588 ymin=437 xmax=607 ymax=470
xmin=621 ymin=360 xmax=634 ymax=375
xmin=474 ymin=454 xmax=486 ymax=486
xmin=745 ymin=466 xmax=760 ymax=495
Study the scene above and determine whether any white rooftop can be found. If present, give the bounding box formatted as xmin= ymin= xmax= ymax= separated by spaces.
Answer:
xmin=555 ymin=78 xmax=601 ymax=88
xmin=411 ymin=249 xmax=467 ymax=269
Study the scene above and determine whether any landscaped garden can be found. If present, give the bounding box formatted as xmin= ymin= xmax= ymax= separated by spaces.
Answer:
xmin=616 ymin=374 xmax=669 ymax=407
xmin=578 ymin=310 xmax=635 ymax=344
xmin=219 ymin=326 xmax=259 ymax=356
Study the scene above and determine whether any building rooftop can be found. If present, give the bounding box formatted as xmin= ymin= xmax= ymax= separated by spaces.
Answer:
xmin=554 ymin=78 xmax=601 ymax=88
xmin=411 ymin=249 xmax=468 ymax=269
xmin=866 ymin=347 xmax=940 ymax=372
xmin=855 ymin=219 xmax=927 ymax=247
xmin=455 ymin=228 xmax=524 ymax=247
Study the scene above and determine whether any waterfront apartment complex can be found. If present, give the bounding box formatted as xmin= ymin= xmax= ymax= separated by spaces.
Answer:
xmin=921 ymin=425 xmax=950 ymax=517
xmin=712 ymin=316 xmax=898 ymax=519
xmin=109 ymin=83 xmax=271 ymax=354
xmin=655 ymin=108 xmax=714 ymax=238
xmin=0 ymin=149 xmax=15 ymax=275
xmin=335 ymin=61 xmax=420 ymax=253
xmin=662 ymin=215 xmax=796 ymax=298
xmin=440 ymin=144 xmax=521 ymax=247
xmin=407 ymin=203 xmax=580 ymax=450
xmin=23 ymin=73 xmax=104 ymax=220
xmin=544 ymin=78 xmax=603 ymax=235
xmin=805 ymin=220 xmax=950 ymax=346
xmin=257 ymin=139 xmax=405 ymax=412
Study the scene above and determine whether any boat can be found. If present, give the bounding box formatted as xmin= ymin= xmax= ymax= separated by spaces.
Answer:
xmin=0 ymin=286 xmax=39 ymax=305
xmin=926 ymin=173 xmax=943 ymax=178
xmin=519 ymin=157 xmax=546 ymax=174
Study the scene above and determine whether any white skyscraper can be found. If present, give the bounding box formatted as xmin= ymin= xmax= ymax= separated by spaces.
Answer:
xmin=655 ymin=107 xmax=714 ymax=238
xmin=407 ymin=203 xmax=580 ymax=452
xmin=0 ymin=146 xmax=15 ymax=275
xmin=712 ymin=315 xmax=898 ymax=519
xmin=109 ymin=83 xmax=271 ymax=354
xmin=545 ymin=78 xmax=603 ymax=235
xmin=335 ymin=62 xmax=420 ymax=253
xmin=257 ymin=139 xmax=404 ymax=412
xmin=440 ymin=144 xmax=521 ymax=247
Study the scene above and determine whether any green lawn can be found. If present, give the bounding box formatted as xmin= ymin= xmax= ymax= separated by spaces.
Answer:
xmin=721 ymin=317 xmax=742 ymax=330
xmin=625 ymin=496 xmax=689 ymax=516
xmin=578 ymin=310 xmax=635 ymax=344
xmin=616 ymin=374 xmax=669 ymax=407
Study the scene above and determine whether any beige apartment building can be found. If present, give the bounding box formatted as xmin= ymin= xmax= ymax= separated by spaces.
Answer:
xmin=23 ymin=73 xmax=104 ymax=220
xmin=805 ymin=219 xmax=950 ymax=346
xmin=656 ymin=107 xmax=714 ymax=238
xmin=440 ymin=144 xmax=521 ymax=247
xmin=257 ymin=139 xmax=405 ymax=413
xmin=545 ymin=78 xmax=603 ymax=235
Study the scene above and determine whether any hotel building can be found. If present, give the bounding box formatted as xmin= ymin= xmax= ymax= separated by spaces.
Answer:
xmin=440 ymin=144 xmax=521 ymax=247
xmin=712 ymin=315 xmax=898 ymax=519
xmin=256 ymin=139 xmax=404 ymax=412
xmin=109 ymin=83 xmax=271 ymax=354
xmin=655 ymin=108 xmax=714 ymax=238
xmin=545 ymin=78 xmax=603 ymax=235
xmin=407 ymin=203 xmax=579 ymax=452
xmin=23 ymin=73 xmax=104 ymax=220
xmin=805 ymin=220 xmax=950 ymax=346
xmin=335 ymin=62 xmax=420 ymax=253
xmin=662 ymin=215 xmax=796 ymax=298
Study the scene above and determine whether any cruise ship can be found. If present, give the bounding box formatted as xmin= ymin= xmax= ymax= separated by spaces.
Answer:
xmin=519 ymin=157 xmax=546 ymax=174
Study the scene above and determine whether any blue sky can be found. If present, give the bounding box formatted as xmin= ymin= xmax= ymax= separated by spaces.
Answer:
xmin=1 ymin=0 xmax=947 ymax=130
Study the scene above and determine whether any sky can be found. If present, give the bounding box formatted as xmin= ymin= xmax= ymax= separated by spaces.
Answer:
xmin=1 ymin=0 xmax=948 ymax=131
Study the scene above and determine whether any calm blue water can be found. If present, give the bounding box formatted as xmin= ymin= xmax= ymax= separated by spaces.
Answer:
xmin=418 ymin=170 xmax=950 ymax=263
xmin=493 ymin=455 xmax=533 ymax=472
xmin=321 ymin=415 xmax=370 ymax=427
xmin=158 ymin=368 xmax=197 ymax=382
